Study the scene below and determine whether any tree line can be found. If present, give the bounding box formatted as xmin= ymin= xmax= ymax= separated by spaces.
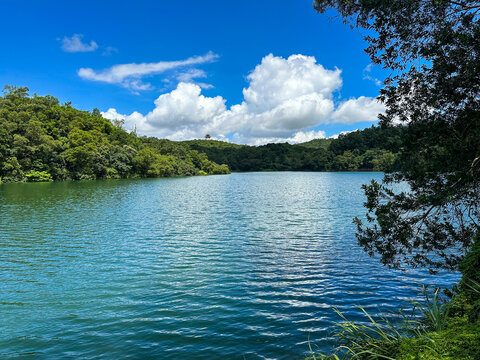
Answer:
xmin=0 ymin=86 xmax=229 ymax=183
xmin=0 ymin=85 xmax=409 ymax=184
xmin=183 ymin=125 xmax=405 ymax=173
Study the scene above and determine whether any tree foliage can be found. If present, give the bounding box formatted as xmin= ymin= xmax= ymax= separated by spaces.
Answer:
xmin=314 ymin=0 xmax=480 ymax=271
xmin=184 ymin=126 xmax=404 ymax=173
xmin=0 ymin=86 xmax=230 ymax=182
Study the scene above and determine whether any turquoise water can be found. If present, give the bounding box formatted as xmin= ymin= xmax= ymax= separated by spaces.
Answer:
xmin=0 ymin=172 xmax=457 ymax=359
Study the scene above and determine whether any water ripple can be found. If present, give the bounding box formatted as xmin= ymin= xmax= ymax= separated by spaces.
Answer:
xmin=0 ymin=173 xmax=458 ymax=359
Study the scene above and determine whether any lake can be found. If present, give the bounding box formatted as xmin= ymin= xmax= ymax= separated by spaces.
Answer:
xmin=0 ymin=172 xmax=458 ymax=359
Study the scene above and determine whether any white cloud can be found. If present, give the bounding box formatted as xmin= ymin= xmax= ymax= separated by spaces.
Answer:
xmin=175 ymin=69 xmax=206 ymax=82
xmin=232 ymin=130 xmax=327 ymax=146
xmin=103 ymin=83 xmax=226 ymax=139
xmin=243 ymin=54 xmax=341 ymax=112
xmin=144 ymin=82 xmax=226 ymax=131
xmin=286 ymin=130 xmax=326 ymax=143
xmin=102 ymin=54 xmax=384 ymax=145
xmin=79 ymin=52 xmax=218 ymax=92
xmin=332 ymin=96 xmax=384 ymax=123
xmin=61 ymin=34 xmax=98 ymax=53
xmin=102 ymin=108 xmax=126 ymax=122
xmin=363 ymin=64 xmax=382 ymax=86
xmin=328 ymin=130 xmax=356 ymax=139
xmin=226 ymin=54 xmax=340 ymax=139
xmin=174 ymin=69 xmax=213 ymax=89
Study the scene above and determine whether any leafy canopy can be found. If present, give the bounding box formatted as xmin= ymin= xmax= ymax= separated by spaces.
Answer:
xmin=0 ymin=86 xmax=230 ymax=182
xmin=314 ymin=0 xmax=480 ymax=271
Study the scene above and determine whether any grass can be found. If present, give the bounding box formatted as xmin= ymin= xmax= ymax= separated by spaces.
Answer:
xmin=307 ymin=285 xmax=480 ymax=360
xmin=394 ymin=320 xmax=480 ymax=360
xmin=410 ymin=286 xmax=449 ymax=332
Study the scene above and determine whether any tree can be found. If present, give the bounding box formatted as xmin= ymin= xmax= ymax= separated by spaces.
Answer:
xmin=2 ymin=156 xmax=23 ymax=181
xmin=2 ymin=85 xmax=29 ymax=99
xmin=92 ymin=108 xmax=101 ymax=117
xmin=0 ymin=86 xmax=230 ymax=182
xmin=314 ymin=0 xmax=480 ymax=271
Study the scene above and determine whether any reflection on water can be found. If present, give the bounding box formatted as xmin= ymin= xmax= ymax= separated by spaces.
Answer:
xmin=0 ymin=172 xmax=458 ymax=359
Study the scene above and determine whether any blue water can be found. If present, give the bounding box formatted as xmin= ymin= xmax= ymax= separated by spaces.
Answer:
xmin=0 ymin=172 xmax=458 ymax=359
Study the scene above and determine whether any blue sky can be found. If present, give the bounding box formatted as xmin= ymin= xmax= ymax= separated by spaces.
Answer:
xmin=0 ymin=0 xmax=386 ymax=144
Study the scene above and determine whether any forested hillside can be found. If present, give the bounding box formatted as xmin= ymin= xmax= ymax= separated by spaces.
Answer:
xmin=183 ymin=125 xmax=405 ymax=172
xmin=0 ymin=85 xmax=406 ymax=184
xmin=0 ymin=86 xmax=229 ymax=183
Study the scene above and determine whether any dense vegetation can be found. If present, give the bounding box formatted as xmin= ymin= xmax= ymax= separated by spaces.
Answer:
xmin=309 ymin=0 xmax=480 ymax=358
xmin=0 ymin=86 xmax=229 ymax=183
xmin=314 ymin=0 xmax=480 ymax=273
xmin=183 ymin=125 xmax=404 ymax=172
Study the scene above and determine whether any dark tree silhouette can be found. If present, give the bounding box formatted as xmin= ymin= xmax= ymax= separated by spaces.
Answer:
xmin=314 ymin=0 xmax=480 ymax=271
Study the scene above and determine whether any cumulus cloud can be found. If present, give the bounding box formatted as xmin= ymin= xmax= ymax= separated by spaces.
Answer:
xmin=79 ymin=52 xmax=218 ymax=92
xmin=232 ymin=130 xmax=327 ymax=146
xmin=60 ymin=34 xmax=98 ymax=53
xmin=102 ymin=83 xmax=226 ymax=138
xmin=331 ymin=96 xmax=384 ymax=123
xmin=143 ymin=83 xmax=226 ymax=134
xmin=101 ymin=108 xmax=125 ymax=122
xmin=328 ymin=130 xmax=356 ymax=139
xmin=243 ymin=54 xmax=341 ymax=112
xmin=102 ymin=54 xmax=383 ymax=145
xmin=226 ymin=54 xmax=340 ymax=138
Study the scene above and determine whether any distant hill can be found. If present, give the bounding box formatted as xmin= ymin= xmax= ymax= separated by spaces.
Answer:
xmin=294 ymin=138 xmax=333 ymax=150
xmin=182 ymin=139 xmax=244 ymax=149
xmin=181 ymin=126 xmax=405 ymax=172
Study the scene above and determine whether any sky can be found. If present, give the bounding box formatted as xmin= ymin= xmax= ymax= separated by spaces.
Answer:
xmin=0 ymin=0 xmax=386 ymax=145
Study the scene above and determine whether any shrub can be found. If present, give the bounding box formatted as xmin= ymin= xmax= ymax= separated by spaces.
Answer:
xmin=459 ymin=234 xmax=480 ymax=302
xmin=212 ymin=164 xmax=230 ymax=174
xmin=105 ymin=168 xmax=120 ymax=179
xmin=25 ymin=170 xmax=53 ymax=182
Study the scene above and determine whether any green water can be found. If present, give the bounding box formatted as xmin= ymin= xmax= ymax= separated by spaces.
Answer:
xmin=0 ymin=172 xmax=457 ymax=359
